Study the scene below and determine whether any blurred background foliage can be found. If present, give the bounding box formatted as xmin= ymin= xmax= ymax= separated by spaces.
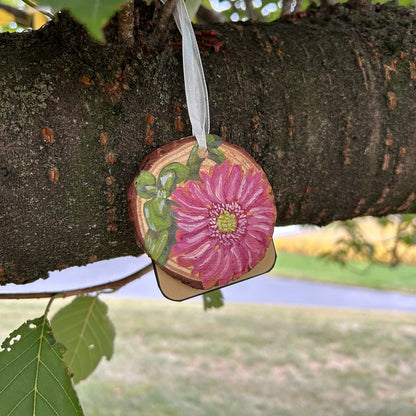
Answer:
xmin=4 ymin=0 xmax=416 ymax=32
xmin=0 ymin=0 xmax=49 ymax=32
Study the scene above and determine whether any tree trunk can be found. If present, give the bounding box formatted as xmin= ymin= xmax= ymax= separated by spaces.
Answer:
xmin=1 ymin=3 xmax=416 ymax=284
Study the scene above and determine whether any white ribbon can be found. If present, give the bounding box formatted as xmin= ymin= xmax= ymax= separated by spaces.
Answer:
xmin=166 ymin=0 xmax=210 ymax=153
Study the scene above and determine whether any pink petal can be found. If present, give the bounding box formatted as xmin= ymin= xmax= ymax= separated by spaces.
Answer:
xmin=175 ymin=210 xmax=207 ymax=224
xmin=237 ymin=170 xmax=262 ymax=205
xmin=187 ymin=180 xmax=212 ymax=206
xmin=175 ymin=219 xmax=208 ymax=233
xmin=249 ymin=205 xmax=276 ymax=217
xmin=196 ymin=248 xmax=223 ymax=284
xmin=253 ymin=191 xmax=275 ymax=207
xmin=225 ymin=164 xmax=243 ymax=203
xmin=172 ymin=230 xmax=210 ymax=256
xmin=217 ymin=254 xmax=233 ymax=286
xmin=176 ymin=224 xmax=209 ymax=240
xmin=177 ymin=239 xmax=215 ymax=266
xmin=240 ymin=177 xmax=268 ymax=208
xmin=171 ymin=188 xmax=207 ymax=212
xmin=248 ymin=219 xmax=273 ymax=238
xmin=246 ymin=227 xmax=268 ymax=246
xmin=230 ymin=243 xmax=249 ymax=276
xmin=202 ymin=167 xmax=223 ymax=204
xmin=210 ymin=161 xmax=230 ymax=202
xmin=240 ymin=235 xmax=266 ymax=266
xmin=200 ymin=247 xmax=228 ymax=285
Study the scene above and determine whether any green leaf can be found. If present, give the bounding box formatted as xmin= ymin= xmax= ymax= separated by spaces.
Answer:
xmin=144 ymin=197 xmax=172 ymax=232
xmin=203 ymin=290 xmax=224 ymax=310
xmin=402 ymin=214 xmax=415 ymax=224
xmin=0 ymin=316 xmax=83 ymax=415
xmin=134 ymin=170 xmax=157 ymax=199
xmin=206 ymin=134 xmax=223 ymax=148
xmin=157 ymin=222 xmax=178 ymax=266
xmin=186 ymin=135 xmax=225 ymax=179
xmin=378 ymin=218 xmax=393 ymax=228
xmin=208 ymin=147 xmax=226 ymax=165
xmin=51 ymin=295 xmax=115 ymax=384
xmin=158 ymin=162 xmax=190 ymax=193
xmin=186 ymin=144 xmax=205 ymax=181
xmin=45 ymin=0 xmax=125 ymax=40
xmin=399 ymin=235 xmax=415 ymax=246
xmin=145 ymin=229 xmax=169 ymax=263
xmin=206 ymin=135 xmax=226 ymax=165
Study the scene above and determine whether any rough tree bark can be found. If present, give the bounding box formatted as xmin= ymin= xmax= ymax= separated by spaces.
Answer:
xmin=1 ymin=2 xmax=416 ymax=284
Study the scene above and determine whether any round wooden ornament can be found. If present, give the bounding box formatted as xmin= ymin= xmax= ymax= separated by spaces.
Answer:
xmin=128 ymin=136 xmax=277 ymax=300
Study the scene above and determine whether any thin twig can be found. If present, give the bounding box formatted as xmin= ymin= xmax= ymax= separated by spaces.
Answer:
xmin=0 ymin=264 xmax=154 ymax=300
xmin=244 ymin=0 xmax=256 ymax=20
xmin=196 ymin=5 xmax=225 ymax=24
xmin=118 ymin=0 xmax=135 ymax=47
xmin=0 ymin=4 xmax=31 ymax=26
xmin=151 ymin=0 xmax=178 ymax=48
xmin=21 ymin=0 xmax=54 ymax=19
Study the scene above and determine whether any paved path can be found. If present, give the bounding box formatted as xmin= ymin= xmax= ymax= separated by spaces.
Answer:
xmin=1 ymin=256 xmax=416 ymax=312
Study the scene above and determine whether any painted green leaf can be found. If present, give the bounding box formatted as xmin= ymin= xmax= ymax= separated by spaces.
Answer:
xmin=45 ymin=0 xmax=125 ymax=40
xmin=208 ymin=147 xmax=226 ymax=165
xmin=134 ymin=170 xmax=157 ymax=199
xmin=206 ymin=134 xmax=223 ymax=149
xmin=158 ymin=162 xmax=190 ymax=193
xmin=51 ymin=295 xmax=115 ymax=384
xmin=186 ymin=144 xmax=205 ymax=181
xmin=187 ymin=135 xmax=225 ymax=179
xmin=144 ymin=197 xmax=172 ymax=232
xmin=203 ymin=290 xmax=224 ymax=310
xmin=157 ymin=222 xmax=178 ymax=266
xmin=145 ymin=229 xmax=169 ymax=263
xmin=0 ymin=316 xmax=83 ymax=415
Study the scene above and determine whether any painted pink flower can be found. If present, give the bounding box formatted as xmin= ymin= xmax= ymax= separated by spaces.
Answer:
xmin=169 ymin=160 xmax=276 ymax=289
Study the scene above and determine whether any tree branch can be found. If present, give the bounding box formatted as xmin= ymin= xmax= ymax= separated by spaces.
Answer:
xmin=0 ymin=264 xmax=153 ymax=299
xmin=151 ymin=0 xmax=178 ymax=48
xmin=244 ymin=0 xmax=256 ymax=20
xmin=1 ymin=3 xmax=416 ymax=284
xmin=117 ymin=0 xmax=135 ymax=47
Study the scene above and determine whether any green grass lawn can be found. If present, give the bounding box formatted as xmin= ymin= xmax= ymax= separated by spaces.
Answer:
xmin=273 ymin=251 xmax=416 ymax=293
xmin=1 ymin=299 xmax=416 ymax=416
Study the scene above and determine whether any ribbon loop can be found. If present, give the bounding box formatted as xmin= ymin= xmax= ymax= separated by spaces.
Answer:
xmin=164 ymin=0 xmax=210 ymax=153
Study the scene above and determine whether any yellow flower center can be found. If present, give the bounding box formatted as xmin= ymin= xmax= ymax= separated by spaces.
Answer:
xmin=216 ymin=211 xmax=237 ymax=233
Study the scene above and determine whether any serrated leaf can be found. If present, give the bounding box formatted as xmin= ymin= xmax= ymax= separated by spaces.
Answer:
xmin=44 ymin=0 xmax=125 ymax=40
xmin=0 ymin=316 xmax=83 ymax=415
xmin=51 ymin=296 xmax=115 ymax=384
xmin=203 ymin=289 xmax=224 ymax=310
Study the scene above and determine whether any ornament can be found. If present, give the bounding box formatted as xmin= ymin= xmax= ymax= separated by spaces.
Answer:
xmin=128 ymin=136 xmax=276 ymax=300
